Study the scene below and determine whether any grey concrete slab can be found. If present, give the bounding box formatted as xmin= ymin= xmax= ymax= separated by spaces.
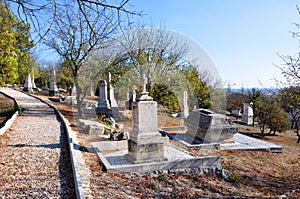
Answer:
xmin=91 ymin=142 xmax=222 ymax=173
xmin=220 ymin=133 xmax=283 ymax=152
xmin=164 ymin=132 xmax=282 ymax=152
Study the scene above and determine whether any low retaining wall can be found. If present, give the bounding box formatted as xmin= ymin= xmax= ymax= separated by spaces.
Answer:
xmin=0 ymin=89 xmax=20 ymax=136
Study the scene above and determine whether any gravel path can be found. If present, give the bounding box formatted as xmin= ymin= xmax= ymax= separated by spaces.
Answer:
xmin=0 ymin=88 xmax=75 ymax=198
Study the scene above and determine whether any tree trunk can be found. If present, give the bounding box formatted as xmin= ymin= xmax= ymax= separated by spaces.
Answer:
xmin=74 ymin=74 xmax=83 ymax=116
xmin=296 ymin=127 xmax=300 ymax=143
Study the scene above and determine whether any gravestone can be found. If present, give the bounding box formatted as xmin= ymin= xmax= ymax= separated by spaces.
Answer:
xmin=126 ymin=88 xmax=137 ymax=110
xmin=178 ymin=91 xmax=189 ymax=118
xmin=23 ymin=74 xmax=33 ymax=92
xmin=71 ymin=85 xmax=77 ymax=95
xmin=185 ymin=109 xmax=238 ymax=143
xmin=242 ymin=103 xmax=253 ymax=125
xmin=106 ymin=72 xmax=118 ymax=107
xmin=49 ymin=69 xmax=58 ymax=96
xmin=109 ymin=86 xmax=118 ymax=107
xmin=126 ymin=78 xmax=167 ymax=163
xmin=95 ymin=80 xmax=112 ymax=117
xmin=32 ymin=71 xmax=36 ymax=89
xmin=88 ymin=81 xmax=94 ymax=96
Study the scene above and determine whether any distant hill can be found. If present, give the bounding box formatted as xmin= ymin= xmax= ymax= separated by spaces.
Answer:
xmin=228 ymin=88 xmax=279 ymax=94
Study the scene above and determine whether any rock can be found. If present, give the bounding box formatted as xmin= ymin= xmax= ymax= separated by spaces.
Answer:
xmin=78 ymin=119 xmax=104 ymax=135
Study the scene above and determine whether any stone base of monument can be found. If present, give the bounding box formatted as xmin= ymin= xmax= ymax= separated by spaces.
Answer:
xmin=23 ymin=87 xmax=33 ymax=93
xmin=48 ymin=90 xmax=58 ymax=96
xmin=95 ymin=107 xmax=113 ymax=117
xmin=125 ymin=140 xmax=168 ymax=164
xmin=91 ymin=141 xmax=222 ymax=173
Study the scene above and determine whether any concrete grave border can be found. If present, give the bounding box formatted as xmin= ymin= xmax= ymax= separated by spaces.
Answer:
xmin=0 ymin=88 xmax=20 ymax=136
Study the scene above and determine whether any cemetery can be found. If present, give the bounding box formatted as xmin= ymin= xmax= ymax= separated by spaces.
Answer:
xmin=1 ymin=1 xmax=300 ymax=197
xmin=1 ymin=76 xmax=298 ymax=198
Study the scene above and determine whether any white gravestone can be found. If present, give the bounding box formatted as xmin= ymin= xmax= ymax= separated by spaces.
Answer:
xmin=49 ymin=69 xmax=58 ymax=96
xmin=242 ymin=103 xmax=253 ymax=125
xmin=32 ymin=71 xmax=36 ymax=89
xmin=23 ymin=74 xmax=33 ymax=92
xmin=178 ymin=91 xmax=189 ymax=118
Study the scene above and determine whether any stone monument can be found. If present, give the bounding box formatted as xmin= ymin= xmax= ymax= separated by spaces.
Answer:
xmin=89 ymin=81 xmax=94 ymax=96
xmin=126 ymin=77 xmax=167 ymax=163
xmin=185 ymin=109 xmax=238 ymax=143
xmin=178 ymin=91 xmax=189 ymax=118
xmin=23 ymin=74 xmax=33 ymax=92
xmin=106 ymin=72 xmax=118 ymax=107
xmin=49 ymin=69 xmax=58 ymax=96
xmin=242 ymin=102 xmax=253 ymax=125
xmin=71 ymin=85 xmax=77 ymax=95
xmin=95 ymin=80 xmax=112 ymax=117
xmin=32 ymin=71 xmax=36 ymax=89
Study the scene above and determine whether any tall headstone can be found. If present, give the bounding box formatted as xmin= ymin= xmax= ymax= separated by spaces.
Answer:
xmin=23 ymin=74 xmax=33 ymax=92
xmin=178 ymin=91 xmax=189 ymax=118
xmin=242 ymin=102 xmax=253 ymax=125
xmin=106 ymin=72 xmax=118 ymax=107
xmin=96 ymin=80 xmax=112 ymax=117
xmin=89 ymin=81 xmax=94 ymax=96
xmin=32 ymin=71 xmax=36 ymax=89
xmin=71 ymin=85 xmax=77 ymax=95
xmin=126 ymin=77 xmax=167 ymax=163
xmin=132 ymin=89 xmax=136 ymax=103
xmin=109 ymin=85 xmax=118 ymax=107
xmin=49 ymin=69 xmax=58 ymax=96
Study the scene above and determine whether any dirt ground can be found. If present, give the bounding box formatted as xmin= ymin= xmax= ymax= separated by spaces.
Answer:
xmin=0 ymin=93 xmax=16 ymax=127
xmin=3 ymin=90 xmax=299 ymax=198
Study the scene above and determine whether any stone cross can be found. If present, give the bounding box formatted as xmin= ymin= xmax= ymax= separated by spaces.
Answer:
xmin=142 ymin=75 xmax=147 ymax=93
xmin=137 ymin=75 xmax=152 ymax=101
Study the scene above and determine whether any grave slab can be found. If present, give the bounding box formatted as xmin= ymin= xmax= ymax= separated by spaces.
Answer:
xmin=91 ymin=142 xmax=222 ymax=173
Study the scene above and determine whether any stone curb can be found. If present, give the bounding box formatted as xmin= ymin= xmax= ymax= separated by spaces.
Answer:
xmin=0 ymin=89 xmax=20 ymax=136
xmin=17 ymin=91 xmax=85 ymax=199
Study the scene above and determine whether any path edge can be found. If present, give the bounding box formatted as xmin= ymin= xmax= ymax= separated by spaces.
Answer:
xmin=0 ymin=88 xmax=20 ymax=136
xmin=22 ymin=92 xmax=85 ymax=199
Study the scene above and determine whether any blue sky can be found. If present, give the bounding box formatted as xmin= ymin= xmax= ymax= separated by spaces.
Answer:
xmin=129 ymin=0 xmax=300 ymax=88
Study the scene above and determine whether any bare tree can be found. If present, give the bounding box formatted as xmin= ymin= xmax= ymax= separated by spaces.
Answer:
xmin=5 ymin=0 xmax=139 ymax=43
xmin=275 ymin=5 xmax=300 ymax=143
xmin=113 ymin=26 xmax=190 ymax=84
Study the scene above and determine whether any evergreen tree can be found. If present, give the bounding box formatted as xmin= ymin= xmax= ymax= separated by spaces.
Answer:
xmin=0 ymin=2 xmax=32 ymax=85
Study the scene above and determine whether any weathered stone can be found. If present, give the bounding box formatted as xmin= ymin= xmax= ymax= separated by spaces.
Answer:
xmin=49 ymin=69 xmax=58 ymax=96
xmin=78 ymin=119 xmax=104 ymax=135
xmin=96 ymin=80 xmax=112 ymax=117
xmin=110 ymin=131 xmax=128 ymax=141
xmin=178 ymin=91 xmax=189 ymax=118
xmin=23 ymin=74 xmax=33 ymax=92
xmin=242 ymin=102 xmax=253 ymax=125
xmin=126 ymin=91 xmax=167 ymax=163
xmin=185 ymin=109 xmax=238 ymax=143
